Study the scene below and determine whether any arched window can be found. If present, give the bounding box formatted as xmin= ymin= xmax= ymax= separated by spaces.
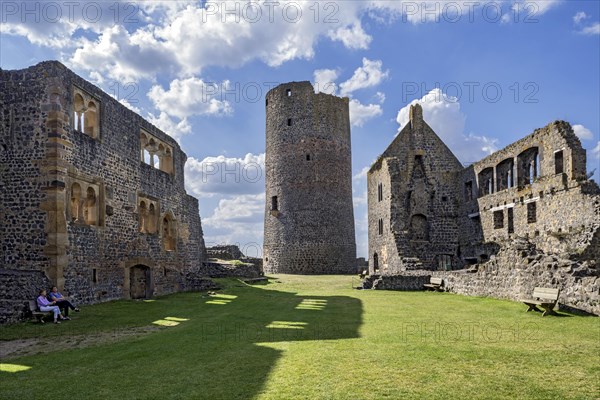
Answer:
xmin=162 ymin=148 xmax=173 ymax=174
xmin=73 ymin=93 xmax=85 ymax=131
xmin=147 ymin=204 xmax=157 ymax=234
xmin=139 ymin=201 xmax=148 ymax=233
xmin=84 ymin=101 xmax=98 ymax=138
xmin=140 ymin=133 xmax=148 ymax=162
xmin=70 ymin=183 xmax=82 ymax=222
xmin=163 ymin=214 xmax=175 ymax=251
xmin=157 ymin=144 xmax=165 ymax=170
xmin=517 ymin=147 xmax=539 ymax=186
xmin=84 ymin=187 xmax=97 ymax=225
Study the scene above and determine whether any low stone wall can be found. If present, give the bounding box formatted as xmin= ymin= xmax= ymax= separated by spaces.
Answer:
xmin=363 ymin=272 xmax=431 ymax=291
xmin=206 ymin=245 xmax=244 ymax=260
xmin=433 ymin=260 xmax=598 ymax=315
xmin=0 ymin=269 xmax=51 ymax=324
xmin=368 ymin=239 xmax=599 ymax=315
xmin=202 ymin=262 xmax=262 ymax=278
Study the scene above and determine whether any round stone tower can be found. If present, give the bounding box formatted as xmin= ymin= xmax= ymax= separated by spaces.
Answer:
xmin=263 ymin=82 xmax=356 ymax=274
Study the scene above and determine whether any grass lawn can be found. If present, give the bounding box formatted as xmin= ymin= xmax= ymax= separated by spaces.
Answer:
xmin=0 ymin=275 xmax=598 ymax=399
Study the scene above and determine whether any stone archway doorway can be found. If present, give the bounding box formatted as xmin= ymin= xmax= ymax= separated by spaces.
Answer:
xmin=130 ymin=265 xmax=153 ymax=299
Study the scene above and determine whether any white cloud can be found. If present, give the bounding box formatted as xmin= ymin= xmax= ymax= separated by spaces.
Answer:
xmin=573 ymin=11 xmax=588 ymax=24
xmin=313 ymin=69 xmax=340 ymax=94
xmin=349 ymin=99 xmax=383 ymax=127
xmin=592 ymin=141 xmax=600 ymax=159
xmin=147 ymin=112 xmax=192 ymax=140
xmin=202 ymin=193 xmax=265 ymax=254
xmin=353 ymin=166 xmax=370 ymax=181
xmin=184 ymin=153 xmax=266 ymax=254
xmin=339 ymin=58 xmax=389 ymax=97
xmin=573 ymin=124 xmax=594 ymax=141
xmin=148 ymin=78 xmax=233 ymax=119
xmin=579 ymin=22 xmax=600 ymax=35
xmin=65 ymin=1 xmax=372 ymax=82
xmin=5 ymin=0 xmax=566 ymax=83
xmin=328 ymin=22 xmax=372 ymax=50
xmin=185 ymin=153 xmax=265 ymax=199
xmin=396 ymin=89 xmax=498 ymax=163
xmin=374 ymin=92 xmax=386 ymax=104
xmin=70 ymin=25 xmax=172 ymax=82
xmin=119 ymin=99 xmax=142 ymax=115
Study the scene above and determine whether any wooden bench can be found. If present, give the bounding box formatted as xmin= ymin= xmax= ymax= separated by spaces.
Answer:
xmin=27 ymin=300 xmax=52 ymax=323
xmin=520 ymin=287 xmax=560 ymax=316
xmin=424 ymin=277 xmax=444 ymax=292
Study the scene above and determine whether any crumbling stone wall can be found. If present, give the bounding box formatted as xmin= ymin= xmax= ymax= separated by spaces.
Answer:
xmin=459 ymin=121 xmax=599 ymax=261
xmin=202 ymin=261 xmax=262 ymax=278
xmin=207 ymin=245 xmax=244 ymax=260
xmin=0 ymin=61 xmax=206 ymax=322
xmin=366 ymin=106 xmax=599 ymax=314
xmin=368 ymin=238 xmax=599 ymax=315
xmin=263 ymin=82 xmax=356 ymax=274
xmin=369 ymin=110 xmax=599 ymax=275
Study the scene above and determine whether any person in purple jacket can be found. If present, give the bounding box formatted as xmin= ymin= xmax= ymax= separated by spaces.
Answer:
xmin=37 ymin=289 xmax=67 ymax=324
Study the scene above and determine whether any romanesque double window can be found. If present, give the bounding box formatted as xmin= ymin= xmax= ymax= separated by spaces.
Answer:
xmin=140 ymin=130 xmax=174 ymax=174
xmin=138 ymin=196 xmax=177 ymax=251
xmin=477 ymin=147 xmax=542 ymax=198
xmin=162 ymin=213 xmax=176 ymax=251
xmin=138 ymin=197 xmax=159 ymax=234
xmin=73 ymin=87 xmax=100 ymax=139
xmin=69 ymin=181 xmax=101 ymax=226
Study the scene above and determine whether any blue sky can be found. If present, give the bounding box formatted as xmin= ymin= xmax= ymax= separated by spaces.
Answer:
xmin=2 ymin=0 xmax=599 ymax=257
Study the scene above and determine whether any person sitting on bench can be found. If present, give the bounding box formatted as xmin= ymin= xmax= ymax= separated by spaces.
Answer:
xmin=48 ymin=286 xmax=79 ymax=317
xmin=37 ymin=289 xmax=67 ymax=324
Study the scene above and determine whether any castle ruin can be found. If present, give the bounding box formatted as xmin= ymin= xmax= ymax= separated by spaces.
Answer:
xmin=263 ymin=82 xmax=356 ymax=274
xmin=367 ymin=104 xmax=599 ymax=314
xmin=0 ymin=61 xmax=207 ymax=323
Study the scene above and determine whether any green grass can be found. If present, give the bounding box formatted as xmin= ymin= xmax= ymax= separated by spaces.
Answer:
xmin=1 ymin=275 xmax=598 ymax=400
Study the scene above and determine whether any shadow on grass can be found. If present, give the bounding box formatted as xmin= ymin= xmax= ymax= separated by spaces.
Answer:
xmin=0 ymin=280 xmax=363 ymax=399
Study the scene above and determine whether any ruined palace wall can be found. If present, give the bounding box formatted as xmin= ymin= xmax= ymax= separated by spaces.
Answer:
xmin=458 ymin=121 xmax=599 ymax=259
xmin=0 ymin=62 xmax=205 ymax=321
xmin=56 ymin=62 xmax=205 ymax=303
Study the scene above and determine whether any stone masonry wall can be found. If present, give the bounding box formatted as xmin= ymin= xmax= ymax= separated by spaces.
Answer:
xmin=0 ymin=270 xmax=51 ymax=324
xmin=0 ymin=61 xmax=206 ymax=322
xmin=368 ymin=104 xmax=464 ymax=273
xmin=368 ymin=239 xmax=599 ymax=315
xmin=263 ymin=82 xmax=356 ymax=274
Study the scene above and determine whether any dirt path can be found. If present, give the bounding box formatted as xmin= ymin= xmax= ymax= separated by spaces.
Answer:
xmin=0 ymin=325 xmax=163 ymax=360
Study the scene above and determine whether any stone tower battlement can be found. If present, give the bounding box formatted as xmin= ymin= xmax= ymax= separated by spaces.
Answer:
xmin=263 ymin=82 xmax=356 ymax=274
